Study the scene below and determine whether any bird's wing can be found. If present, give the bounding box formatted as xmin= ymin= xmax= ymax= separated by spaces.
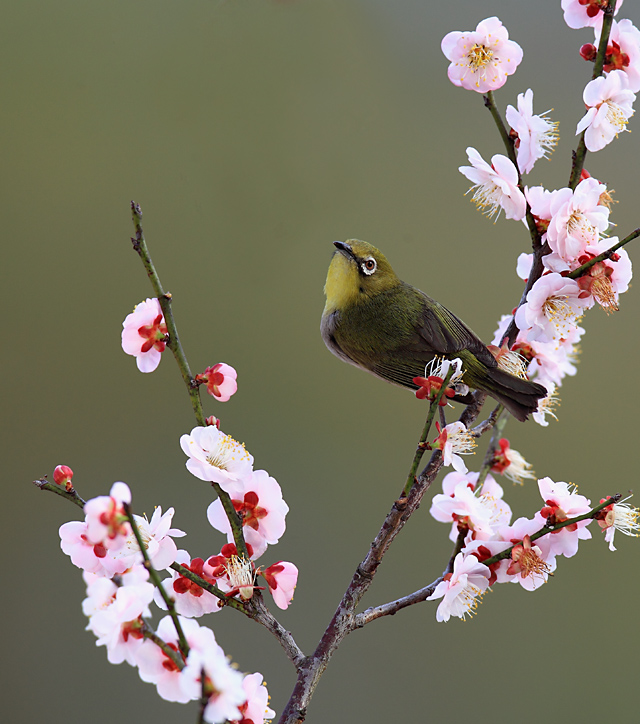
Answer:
xmin=369 ymin=293 xmax=496 ymax=387
xmin=416 ymin=294 xmax=497 ymax=366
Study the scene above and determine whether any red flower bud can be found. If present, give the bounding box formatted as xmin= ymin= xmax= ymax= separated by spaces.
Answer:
xmin=53 ymin=465 xmax=74 ymax=488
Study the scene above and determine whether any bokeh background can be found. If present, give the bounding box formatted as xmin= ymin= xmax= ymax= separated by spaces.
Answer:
xmin=4 ymin=1 xmax=639 ymax=722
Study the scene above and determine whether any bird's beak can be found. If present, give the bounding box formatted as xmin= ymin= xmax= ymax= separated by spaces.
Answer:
xmin=333 ymin=240 xmax=355 ymax=260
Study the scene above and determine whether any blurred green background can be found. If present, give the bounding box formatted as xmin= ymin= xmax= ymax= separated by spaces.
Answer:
xmin=4 ymin=1 xmax=639 ymax=722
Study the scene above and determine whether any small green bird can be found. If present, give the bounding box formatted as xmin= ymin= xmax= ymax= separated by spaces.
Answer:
xmin=321 ymin=239 xmax=546 ymax=421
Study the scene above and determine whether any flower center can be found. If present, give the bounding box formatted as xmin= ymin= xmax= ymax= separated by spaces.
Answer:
xmin=566 ymin=210 xmax=595 ymax=240
xmin=458 ymin=583 xmax=484 ymax=619
xmin=604 ymin=100 xmax=629 ymax=133
xmin=516 ymin=547 xmax=550 ymax=580
xmin=205 ymin=435 xmax=244 ymax=471
xmin=591 ymin=276 xmax=618 ymax=313
xmin=467 ymin=44 xmax=493 ymax=71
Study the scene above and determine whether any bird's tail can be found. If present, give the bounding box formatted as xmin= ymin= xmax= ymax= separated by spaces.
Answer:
xmin=477 ymin=367 xmax=547 ymax=422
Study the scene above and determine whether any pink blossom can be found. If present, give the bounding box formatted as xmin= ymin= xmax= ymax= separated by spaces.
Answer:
xmin=459 ymin=147 xmax=526 ymax=221
xmin=60 ymin=507 xmax=184 ymax=577
xmin=262 ymin=561 xmax=298 ymax=610
xmin=207 ymin=470 xmax=289 ymax=559
xmin=180 ymin=425 xmax=253 ymax=494
xmin=521 ymin=327 xmax=584 ymax=390
xmin=514 ymin=273 xmax=588 ymax=344
xmin=576 ymin=70 xmax=636 ymax=152
xmin=545 ymin=177 xmax=610 ymax=265
xmin=121 ymin=298 xmax=167 ymax=373
xmin=426 ymin=552 xmax=491 ymax=621
xmin=155 ymin=550 xmax=222 ymax=618
xmin=83 ymin=482 xmax=132 ymax=552
xmin=575 ymin=238 xmax=632 ymax=312
xmin=532 ymin=382 xmax=560 ymax=427
xmin=135 ymin=616 xmax=221 ymax=703
xmin=561 ymin=0 xmax=623 ymax=30
xmin=430 ymin=478 xmax=498 ymax=539
xmin=536 ymin=477 xmax=592 ymax=558
xmin=594 ymin=496 xmax=640 ymax=551
xmin=491 ymin=438 xmax=535 ymax=485
xmin=196 ymin=363 xmax=238 ymax=402
xmin=498 ymin=517 xmax=556 ymax=591
xmin=442 ymin=16 xmax=523 ymax=93
xmin=83 ymin=566 xmax=154 ymax=665
xmin=432 ymin=421 xmax=477 ymax=474
xmin=231 ymin=673 xmax=276 ymax=724
xmin=595 ymin=19 xmax=640 ymax=92
xmin=506 ymin=89 xmax=558 ymax=174
xmin=180 ymin=646 xmax=246 ymax=723
xmin=60 ymin=520 xmax=114 ymax=576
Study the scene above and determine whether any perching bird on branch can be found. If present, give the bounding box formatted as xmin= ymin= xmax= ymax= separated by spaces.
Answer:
xmin=321 ymin=239 xmax=546 ymax=421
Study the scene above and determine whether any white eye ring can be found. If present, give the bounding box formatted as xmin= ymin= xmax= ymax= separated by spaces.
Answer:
xmin=361 ymin=257 xmax=377 ymax=275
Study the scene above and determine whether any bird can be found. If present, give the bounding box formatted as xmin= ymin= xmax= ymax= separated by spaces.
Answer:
xmin=320 ymin=239 xmax=546 ymax=421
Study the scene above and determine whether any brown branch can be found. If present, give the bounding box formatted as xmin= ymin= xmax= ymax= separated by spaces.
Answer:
xmin=277 ymin=395 xmax=486 ymax=724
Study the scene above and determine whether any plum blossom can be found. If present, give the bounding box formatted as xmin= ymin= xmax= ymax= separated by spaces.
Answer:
xmin=83 ymin=566 xmax=155 ymax=665
xmin=441 ymin=16 xmax=523 ymax=93
xmin=262 ymin=561 xmax=298 ymax=610
xmin=432 ymin=421 xmax=477 ymax=474
xmin=430 ymin=474 xmax=507 ymax=540
xmin=576 ymin=70 xmax=636 ymax=152
xmin=575 ymin=239 xmax=632 ymax=312
xmin=180 ymin=645 xmax=246 ymax=724
xmin=413 ymin=357 xmax=468 ymax=403
xmin=532 ymin=382 xmax=560 ymax=427
xmin=135 ymin=616 xmax=221 ymax=703
xmin=459 ymin=147 xmax=526 ymax=221
xmin=506 ymin=89 xmax=558 ymax=174
xmin=545 ymin=177 xmax=610 ymax=266
xmin=207 ymin=470 xmax=289 ymax=559
xmin=83 ymin=482 xmax=132 ymax=553
xmin=535 ymin=477 xmax=592 ymax=558
xmin=180 ymin=425 xmax=253 ymax=494
xmin=426 ymin=552 xmax=491 ymax=621
xmin=514 ymin=273 xmax=588 ymax=344
xmin=499 ymin=517 xmax=556 ymax=591
xmin=60 ymin=507 xmax=184 ymax=577
xmin=491 ymin=438 xmax=535 ymax=485
xmin=491 ymin=313 xmax=583 ymax=392
xmin=561 ymin=0 xmax=624 ymax=30
xmin=121 ymin=298 xmax=167 ymax=373
xmin=431 ymin=472 xmax=511 ymax=543
xmin=595 ymin=19 xmax=640 ymax=92
xmin=155 ymin=550 xmax=222 ymax=617
xmin=231 ymin=673 xmax=276 ymax=724
xmin=594 ymin=496 xmax=640 ymax=551
xmin=196 ymin=363 xmax=238 ymax=402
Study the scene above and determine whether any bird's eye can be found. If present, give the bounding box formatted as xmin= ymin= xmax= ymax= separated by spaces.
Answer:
xmin=362 ymin=257 xmax=377 ymax=276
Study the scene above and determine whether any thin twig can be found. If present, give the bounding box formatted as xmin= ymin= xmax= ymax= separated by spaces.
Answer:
xmin=129 ymin=201 xmax=250 ymax=562
xmin=568 ymin=228 xmax=640 ymax=279
xmin=124 ymin=502 xmax=190 ymax=657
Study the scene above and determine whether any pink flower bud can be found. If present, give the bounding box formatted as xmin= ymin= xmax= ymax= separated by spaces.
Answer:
xmin=53 ymin=465 xmax=74 ymax=489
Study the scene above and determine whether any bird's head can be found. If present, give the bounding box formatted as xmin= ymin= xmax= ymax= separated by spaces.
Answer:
xmin=323 ymin=240 xmax=400 ymax=313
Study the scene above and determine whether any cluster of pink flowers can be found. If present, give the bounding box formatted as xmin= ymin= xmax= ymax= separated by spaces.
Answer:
xmin=58 ymin=455 xmax=293 ymax=721
xmin=428 ymin=471 xmax=637 ymax=621
xmin=426 ymin=6 xmax=640 ymax=624
xmin=442 ymin=10 xmax=636 ymax=425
